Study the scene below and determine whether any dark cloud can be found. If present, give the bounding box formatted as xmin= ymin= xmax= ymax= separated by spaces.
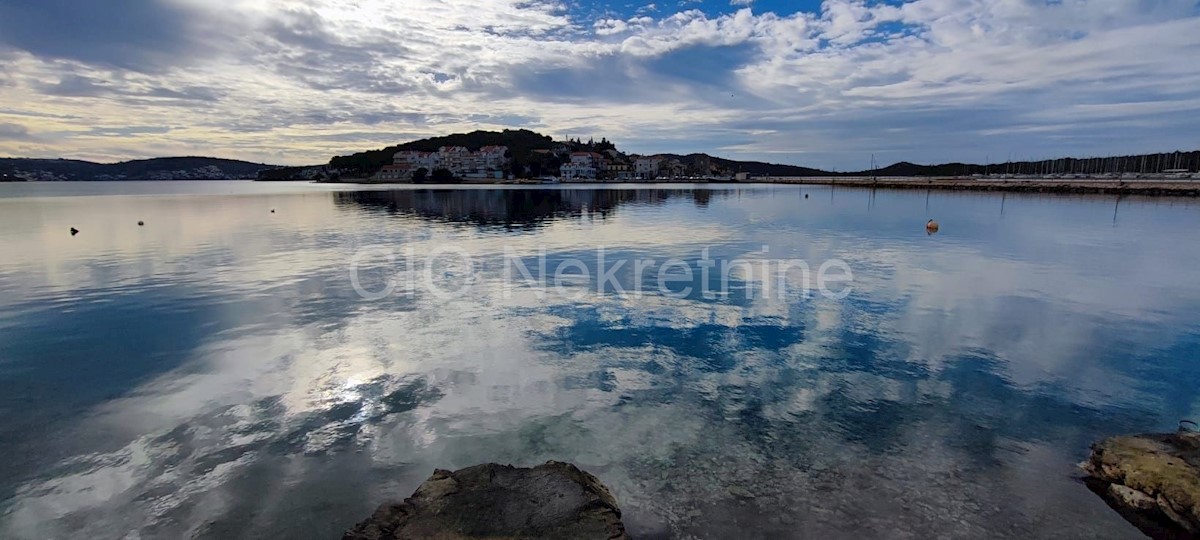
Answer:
xmin=645 ymin=43 xmax=757 ymax=86
xmin=83 ymin=126 xmax=172 ymax=137
xmin=257 ymin=8 xmax=417 ymax=94
xmin=501 ymin=43 xmax=766 ymax=110
xmin=0 ymin=123 xmax=33 ymax=141
xmin=217 ymin=101 xmax=435 ymax=133
xmin=38 ymin=73 xmax=226 ymax=105
xmin=142 ymin=85 xmax=224 ymax=103
xmin=505 ymin=55 xmax=675 ymax=104
xmin=0 ymin=0 xmax=209 ymax=72
xmin=39 ymin=74 xmax=109 ymax=97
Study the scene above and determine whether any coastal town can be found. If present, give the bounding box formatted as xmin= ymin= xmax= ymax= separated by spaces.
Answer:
xmin=364 ymin=141 xmax=741 ymax=183
xmin=298 ymin=130 xmax=1199 ymax=185
xmin=5 ymin=130 xmax=1198 ymax=187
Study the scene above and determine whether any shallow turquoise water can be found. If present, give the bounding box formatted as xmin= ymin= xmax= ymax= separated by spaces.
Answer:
xmin=1 ymin=181 xmax=1198 ymax=538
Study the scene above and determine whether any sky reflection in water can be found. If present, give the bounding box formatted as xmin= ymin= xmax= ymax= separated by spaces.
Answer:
xmin=1 ymin=182 xmax=1198 ymax=539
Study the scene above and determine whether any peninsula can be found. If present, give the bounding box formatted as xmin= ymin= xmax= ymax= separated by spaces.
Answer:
xmin=268 ymin=129 xmax=1200 ymax=195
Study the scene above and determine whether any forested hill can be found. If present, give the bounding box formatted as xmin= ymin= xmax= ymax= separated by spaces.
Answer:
xmin=328 ymin=129 xmax=557 ymax=175
xmin=0 ymin=157 xmax=276 ymax=181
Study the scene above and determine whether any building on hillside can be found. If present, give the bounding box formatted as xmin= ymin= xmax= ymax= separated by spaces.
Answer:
xmin=606 ymin=161 xmax=636 ymax=181
xmin=390 ymin=150 xmax=441 ymax=178
xmin=376 ymin=165 xmax=410 ymax=181
xmin=438 ymin=146 xmax=473 ymax=172
xmin=478 ymin=146 xmax=510 ymax=171
xmin=560 ymin=162 xmax=598 ymax=181
xmin=380 ymin=146 xmax=509 ymax=181
xmin=561 ymin=152 xmax=604 ymax=181
xmin=635 ymin=156 xmax=666 ymax=180
xmin=663 ymin=159 xmax=686 ymax=179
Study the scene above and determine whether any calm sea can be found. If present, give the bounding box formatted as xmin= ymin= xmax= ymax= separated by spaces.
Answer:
xmin=1 ymin=181 xmax=1198 ymax=539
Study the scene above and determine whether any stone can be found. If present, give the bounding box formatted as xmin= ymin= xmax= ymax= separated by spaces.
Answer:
xmin=1082 ymin=430 xmax=1200 ymax=535
xmin=1108 ymin=484 xmax=1157 ymax=512
xmin=343 ymin=461 xmax=629 ymax=540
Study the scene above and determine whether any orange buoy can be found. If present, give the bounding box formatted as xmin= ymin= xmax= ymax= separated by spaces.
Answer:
xmin=926 ymin=219 xmax=940 ymax=233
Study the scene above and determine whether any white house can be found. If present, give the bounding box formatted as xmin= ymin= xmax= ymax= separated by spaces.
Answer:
xmin=478 ymin=146 xmax=510 ymax=171
xmin=635 ymin=157 xmax=665 ymax=180
xmin=383 ymin=146 xmax=510 ymax=181
xmin=561 ymin=152 xmax=604 ymax=181
xmin=438 ymin=146 xmax=473 ymax=172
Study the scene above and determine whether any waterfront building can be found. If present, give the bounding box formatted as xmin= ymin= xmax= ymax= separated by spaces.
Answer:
xmin=380 ymin=146 xmax=510 ymax=181
xmin=561 ymin=152 xmax=605 ymax=181
xmin=635 ymin=156 xmax=666 ymax=180
xmin=606 ymin=161 xmax=636 ymax=181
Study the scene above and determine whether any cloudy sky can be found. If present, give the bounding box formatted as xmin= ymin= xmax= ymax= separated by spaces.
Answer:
xmin=0 ymin=0 xmax=1197 ymax=169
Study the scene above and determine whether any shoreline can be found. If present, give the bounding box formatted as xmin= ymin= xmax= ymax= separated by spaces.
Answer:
xmin=320 ymin=177 xmax=1200 ymax=196
xmin=775 ymin=177 xmax=1200 ymax=196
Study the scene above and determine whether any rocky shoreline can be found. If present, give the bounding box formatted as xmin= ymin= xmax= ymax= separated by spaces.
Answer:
xmin=1082 ymin=428 xmax=1200 ymax=539
xmin=343 ymin=430 xmax=1200 ymax=539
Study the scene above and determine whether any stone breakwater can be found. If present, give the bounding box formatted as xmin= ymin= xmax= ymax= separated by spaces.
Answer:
xmin=1082 ymin=430 xmax=1200 ymax=539
xmin=344 ymin=462 xmax=629 ymax=540
xmin=776 ymin=177 xmax=1200 ymax=196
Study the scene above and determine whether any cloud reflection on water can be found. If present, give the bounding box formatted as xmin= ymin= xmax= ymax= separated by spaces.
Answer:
xmin=1 ymin=184 xmax=1198 ymax=538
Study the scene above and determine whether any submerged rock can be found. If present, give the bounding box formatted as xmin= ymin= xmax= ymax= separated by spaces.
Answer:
xmin=344 ymin=462 xmax=629 ymax=540
xmin=1082 ymin=430 xmax=1200 ymax=538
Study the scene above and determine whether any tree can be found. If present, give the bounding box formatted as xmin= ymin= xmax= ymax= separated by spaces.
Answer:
xmin=412 ymin=167 xmax=429 ymax=183
xmin=431 ymin=168 xmax=456 ymax=183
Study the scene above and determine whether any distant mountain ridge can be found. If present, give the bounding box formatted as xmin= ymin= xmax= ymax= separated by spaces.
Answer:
xmin=0 ymin=156 xmax=278 ymax=181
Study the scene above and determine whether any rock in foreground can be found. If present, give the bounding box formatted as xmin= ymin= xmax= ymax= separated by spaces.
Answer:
xmin=1083 ymin=430 xmax=1200 ymax=538
xmin=344 ymin=462 xmax=629 ymax=540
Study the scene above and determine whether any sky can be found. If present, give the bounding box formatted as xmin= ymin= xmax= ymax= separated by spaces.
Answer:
xmin=0 ymin=0 xmax=1198 ymax=169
